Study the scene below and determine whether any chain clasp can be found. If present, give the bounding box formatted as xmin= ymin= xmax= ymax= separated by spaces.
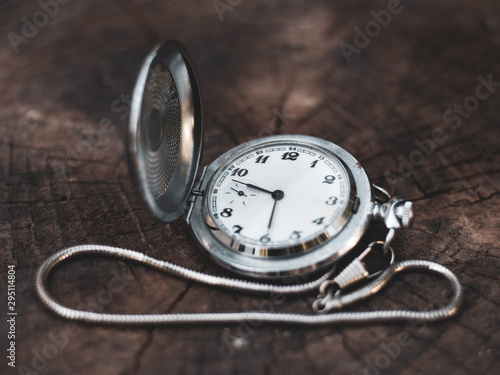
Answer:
xmin=313 ymin=241 xmax=394 ymax=313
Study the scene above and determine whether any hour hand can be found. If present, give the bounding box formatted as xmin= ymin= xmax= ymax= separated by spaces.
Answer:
xmin=232 ymin=179 xmax=274 ymax=195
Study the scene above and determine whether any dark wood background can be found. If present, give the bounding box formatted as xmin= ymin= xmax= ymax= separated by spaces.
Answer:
xmin=1 ymin=0 xmax=499 ymax=374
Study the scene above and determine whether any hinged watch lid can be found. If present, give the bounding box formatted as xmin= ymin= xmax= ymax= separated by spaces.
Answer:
xmin=128 ymin=41 xmax=203 ymax=222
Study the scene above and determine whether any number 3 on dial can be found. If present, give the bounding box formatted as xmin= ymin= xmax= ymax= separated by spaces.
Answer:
xmin=326 ymin=197 xmax=338 ymax=205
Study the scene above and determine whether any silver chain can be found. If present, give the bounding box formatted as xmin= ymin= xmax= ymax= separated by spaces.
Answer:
xmin=35 ymin=244 xmax=463 ymax=325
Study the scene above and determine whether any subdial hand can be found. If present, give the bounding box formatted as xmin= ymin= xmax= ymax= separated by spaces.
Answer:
xmin=230 ymin=187 xmax=247 ymax=197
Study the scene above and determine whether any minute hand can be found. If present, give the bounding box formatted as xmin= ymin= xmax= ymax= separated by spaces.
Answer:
xmin=232 ymin=179 xmax=274 ymax=195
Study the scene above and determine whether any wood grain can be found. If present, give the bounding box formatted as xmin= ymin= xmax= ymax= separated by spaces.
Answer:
xmin=0 ymin=0 xmax=499 ymax=374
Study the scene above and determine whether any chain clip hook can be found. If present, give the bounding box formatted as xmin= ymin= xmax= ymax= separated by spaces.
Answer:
xmin=313 ymin=241 xmax=395 ymax=313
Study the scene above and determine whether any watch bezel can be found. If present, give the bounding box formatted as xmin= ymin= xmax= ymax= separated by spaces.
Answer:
xmin=189 ymin=134 xmax=374 ymax=279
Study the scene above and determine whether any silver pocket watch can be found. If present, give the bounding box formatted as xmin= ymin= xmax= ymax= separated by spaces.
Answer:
xmin=128 ymin=41 xmax=412 ymax=278
xmin=36 ymin=41 xmax=463 ymax=325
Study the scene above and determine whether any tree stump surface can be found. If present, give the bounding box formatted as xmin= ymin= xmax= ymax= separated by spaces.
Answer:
xmin=0 ymin=1 xmax=499 ymax=374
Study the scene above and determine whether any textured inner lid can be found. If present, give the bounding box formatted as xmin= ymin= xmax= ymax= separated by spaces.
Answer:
xmin=129 ymin=41 xmax=203 ymax=222
xmin=141 ymin=64 xmax=182 ymax=200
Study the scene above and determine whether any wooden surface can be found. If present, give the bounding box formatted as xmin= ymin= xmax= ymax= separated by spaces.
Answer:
xmin=1 ymin=0 xmax=499 ymax=374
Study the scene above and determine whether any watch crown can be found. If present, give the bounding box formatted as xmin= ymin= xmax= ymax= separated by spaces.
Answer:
xmin=395 ymin=201 xmax=414 ymax=228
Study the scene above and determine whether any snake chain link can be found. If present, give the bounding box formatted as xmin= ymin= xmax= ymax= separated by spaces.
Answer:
xmin=35 ymin=245 xmax=463 ymax=326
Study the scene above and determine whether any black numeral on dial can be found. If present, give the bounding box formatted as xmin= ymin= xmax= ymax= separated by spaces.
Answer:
xmin=221 ymin=208 xmax=233 ymax=217
xmin=231 ymin=168 xmax=248 ymax=177
xmin=260 ymin=234 xmax=271 ymax=244
xmin=232 ymin=225 xmax=243 ymax=234
xmin=312 ymin=217 xmax=325 ymax=225
xmin=255 ymin=156 xmax=269 ymax=164
xmin=281 ymin=152 xmax=299 ymax=161
xmin=326 ymin=197 xmax=338 ymax=205
xmin=310 ymin=160 xmax=319 ymax=168
xmin=323 ymin=175 xmax=336 ymax=184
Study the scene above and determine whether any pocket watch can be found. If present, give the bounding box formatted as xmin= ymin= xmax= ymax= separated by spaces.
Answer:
xmin=35 ymin=41 xmax=462 ymax=325
xmin=128 ymin=41 xmax=413 ymax=279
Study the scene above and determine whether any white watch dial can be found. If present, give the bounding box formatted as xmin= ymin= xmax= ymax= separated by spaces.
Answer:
xmin=206 ymin=141 xmax=353 ymax=254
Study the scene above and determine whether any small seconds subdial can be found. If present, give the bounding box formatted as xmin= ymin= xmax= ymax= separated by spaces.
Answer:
xmin=207 ymin=141 xmax=353 ymax=254
xmin=223 ymin=180 xmax=259 ymax=207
